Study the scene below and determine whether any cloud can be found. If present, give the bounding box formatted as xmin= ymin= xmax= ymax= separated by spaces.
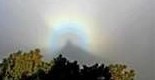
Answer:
xmin=0 ymin=0 xmax=153 ymax=79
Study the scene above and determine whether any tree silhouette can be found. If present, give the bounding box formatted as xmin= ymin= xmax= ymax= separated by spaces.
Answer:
xmin=0 ymin=49 xmax=136 ymax=80
xmin=46 ymin=54 xmax=81 ymax=80
xmin=23 ymin=54 xmax=111 ymax=80
xmin=81 ymin=64 xmax=111 ymax=80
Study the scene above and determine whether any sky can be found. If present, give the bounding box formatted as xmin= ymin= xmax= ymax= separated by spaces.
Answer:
xmin=0 ymin=0 xmax=154 ymax=80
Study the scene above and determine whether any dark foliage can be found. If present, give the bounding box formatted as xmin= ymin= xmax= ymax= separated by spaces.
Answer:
xmin=0 ymin=74 xmax=2 ymax=80
xmin=21 ymin=54 xmax=111 ymax=80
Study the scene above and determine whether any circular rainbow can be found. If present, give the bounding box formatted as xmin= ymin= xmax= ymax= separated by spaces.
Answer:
xmin=43 ymin=13 xmax=108 ymax=55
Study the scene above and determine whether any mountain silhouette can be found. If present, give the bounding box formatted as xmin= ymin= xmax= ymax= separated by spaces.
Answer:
xmin=56 ymin=40 xmax=108 ymax=65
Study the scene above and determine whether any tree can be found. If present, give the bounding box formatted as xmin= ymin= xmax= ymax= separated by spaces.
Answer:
xmin=81 ymin=64 xmax=111 ymax=80
xmin=109 ymin=64 xmax=135 ymax=80
xmin=47 ymin=54 xmax=111 ymax=80
xmin=0 ymin=49 xmax=53 ymax=80
xmin=0 ymin=49 xmax=136 ymax=80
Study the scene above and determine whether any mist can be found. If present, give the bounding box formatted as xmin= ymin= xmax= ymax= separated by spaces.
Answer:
xmin=0 ymin=0 xmax=154 ymax=79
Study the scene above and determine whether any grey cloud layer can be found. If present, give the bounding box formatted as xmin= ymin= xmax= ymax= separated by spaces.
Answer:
xmin=0 ymin=0 xmax=154 ymax=79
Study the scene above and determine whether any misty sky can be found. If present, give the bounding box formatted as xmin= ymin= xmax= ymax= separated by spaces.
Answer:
xmin=0 ymin=0 xmax=154 ymax=80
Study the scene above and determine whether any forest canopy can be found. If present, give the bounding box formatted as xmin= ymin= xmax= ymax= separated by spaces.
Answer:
xmin=0 ymin=49 xmax=135 ymax=80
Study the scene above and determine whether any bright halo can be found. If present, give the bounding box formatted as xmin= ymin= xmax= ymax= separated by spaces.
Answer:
xmin=49 ymin=22 xmax=90 ymax=51
xmin=44 ymin=13 xmax=107 ymax=55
